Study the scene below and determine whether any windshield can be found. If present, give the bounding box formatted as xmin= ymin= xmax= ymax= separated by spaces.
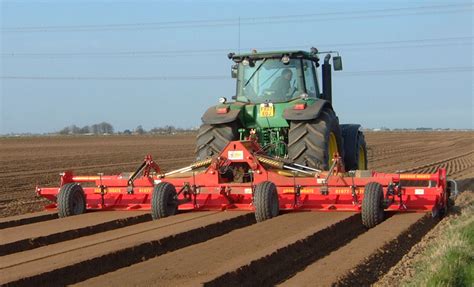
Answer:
xmin=236 ymin=59 xmax=304 ymax=103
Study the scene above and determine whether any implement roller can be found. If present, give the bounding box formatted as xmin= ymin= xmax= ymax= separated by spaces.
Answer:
xmin=36 ymin=140 xmax=457 ymax=228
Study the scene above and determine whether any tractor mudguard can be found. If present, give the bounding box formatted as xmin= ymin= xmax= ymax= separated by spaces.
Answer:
xmin=201 ymin=104 xmax=244 ymax=125
xmin=283 ymin=99 xmax=331 ymax=121
xmin=340 ymin=124 xmax=362 ymax=169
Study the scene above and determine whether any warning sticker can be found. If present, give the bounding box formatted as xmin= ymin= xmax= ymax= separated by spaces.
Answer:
xmin=415 ymin=189 xmax=425 ymax=195
xmin=228 ymin=150 xmax=244 ymax=160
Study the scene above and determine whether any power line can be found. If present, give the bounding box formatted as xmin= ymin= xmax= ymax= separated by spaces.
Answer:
xmin=339 ymin=66 xmax=473 ymax=77
xmin=2 ymin=3 xmax=472 ymax=32
xmin=2 ymin=37 xmax=471 ymax=58
xmin=0 ymin=75 xmax=229 ymax=81
xmin=2 ymin=67 xmax=472 ymax=81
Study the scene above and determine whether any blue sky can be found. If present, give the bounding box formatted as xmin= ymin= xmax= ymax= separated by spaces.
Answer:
xmin=1 ymin=0 xmax=473 ymax=134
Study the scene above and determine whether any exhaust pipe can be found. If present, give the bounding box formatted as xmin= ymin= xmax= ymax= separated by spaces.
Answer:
xmin=322 ymin=54 xmax=332 ymax=104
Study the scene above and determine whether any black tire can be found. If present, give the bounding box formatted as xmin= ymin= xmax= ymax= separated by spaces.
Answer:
xmin=195 ymin=122 xmax=240 ymax=160
xmin=356 ymin=132 xmax=368 ymax=170
xmin=57 ymin=183 xmax=86 ymax=218
xmin=151 ymin=182 xmax=178 ymax=220
xmin=341 ymin=127 xmax=368 ymax=171
xmin=254 ymin=181 xmax=279 ymax=222
xmin=288 ymin=107 xmax=343 ymax=170
xmin=361 ymin=182 xmax=385 ymax=228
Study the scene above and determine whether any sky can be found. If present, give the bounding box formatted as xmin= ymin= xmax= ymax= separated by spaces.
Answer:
xmin=0 ymin=0 xmax=473 ymax=134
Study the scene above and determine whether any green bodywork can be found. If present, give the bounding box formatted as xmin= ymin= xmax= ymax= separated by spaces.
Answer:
xmin=214 ymin=49 xmax=325 ymax=157
xmin=218 ymin=97 xmax=319 ymax=157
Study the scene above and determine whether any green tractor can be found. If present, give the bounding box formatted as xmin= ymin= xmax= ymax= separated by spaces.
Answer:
xmin=196 ymin=48 xmax=367 ymax=171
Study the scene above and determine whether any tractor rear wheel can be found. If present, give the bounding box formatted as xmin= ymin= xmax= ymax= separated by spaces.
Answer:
xmin=341 ymin=128 xmax=368 ymax=171
xmin=288 ymin=108 xmax=343 ymax=170
xmin=254 ymin=181 xmax=279 ymax=222
xmin=195 ymin=122 xmax=240 ymax=160
xmin=57 ymin=183 xmax=86 ymax=218
xmin=356 ymin=133 xmax=368 ymax=170
xmin=151 ymin=182 xmax=178 ymax=220
xmin=361 ymin=182 xmax=385 ymax=228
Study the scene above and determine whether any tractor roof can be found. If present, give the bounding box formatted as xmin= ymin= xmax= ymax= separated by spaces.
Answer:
xmin=229 ymin=50 xmax=319 ymax=62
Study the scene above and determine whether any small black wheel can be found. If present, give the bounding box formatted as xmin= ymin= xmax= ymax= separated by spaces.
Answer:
xmin=254 ymin=181 xmax=279 ymax=222
xmin=361 ymin=182 xmax=385 ymax=228
xmin=57 ymin=183 xmax=86 ymax=218
xmin=151 ymin=182 xmax=178 ymax=220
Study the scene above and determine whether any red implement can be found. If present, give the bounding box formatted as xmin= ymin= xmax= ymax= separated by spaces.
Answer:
xmin=36 ymin=140 xmax=452 ymax=227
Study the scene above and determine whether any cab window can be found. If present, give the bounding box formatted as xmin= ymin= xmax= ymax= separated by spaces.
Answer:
xmin=303 ymin=60 xmax=318 ymax=98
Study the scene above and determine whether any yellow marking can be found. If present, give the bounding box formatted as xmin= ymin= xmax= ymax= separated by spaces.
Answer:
xmin=94 ymin=188 xmax=123 ymax=194
xmin=259 ymin=105 xmax=274 ymax=117
xmin=75 ymin=176 xmax=100 ymax=181
xmin=137 ymin=188 xmax=153 ymax=193
xmin=328 ymin=132 xmax=338 ymax=167
xmin=333 ymin=188 xmax=364 ymax=195
xmin=399 ymin=174 xmax=431 ymax=180
xmin=358 ymin=145 xmax=367 ymax=170
xmin=282 ymin=188 xmax=314 ymax=194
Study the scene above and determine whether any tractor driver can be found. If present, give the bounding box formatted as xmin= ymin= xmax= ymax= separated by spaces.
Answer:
xmin=268 ymin=68 xmax=293 ymax=101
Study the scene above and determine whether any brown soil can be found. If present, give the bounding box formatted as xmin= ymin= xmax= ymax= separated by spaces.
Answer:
xmin=0 ymin=211 xmax=149 ymax=256
xmin=0 ymin=211 xmax=57 ymax=229
xmin=0 ymin=211 xmax=252 ymax=286
xmin=279 ymin=212 xmax=429 ymax=287
xmin=75 ymin=212 xmax=354 ymax=286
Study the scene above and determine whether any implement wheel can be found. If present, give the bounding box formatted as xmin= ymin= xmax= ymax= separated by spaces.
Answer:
xmin=57 ymin=183 xmax=86 ymax=218
xmin=151 ymin=182 xmax=178 ymax=220
xmin=254 ymin=181 xmax=279 ymax=222
xmin=288 ymin=107 xmax=343 ymax=170
xmin=195 ymin=122 xmax=240 ymax=161
xmin=361 ymin=182 xmax=385 ymax=228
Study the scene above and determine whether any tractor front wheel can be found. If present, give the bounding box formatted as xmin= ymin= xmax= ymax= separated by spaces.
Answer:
xmin=57 ymin=183 xmax=86 ymax=218
xmin=254 ymin=181 xmax=279 ymax=222
xmin=151 ymin=182 xmax=178 ymax=220
xmin=361 ymin=182 xmax=385 ymax=228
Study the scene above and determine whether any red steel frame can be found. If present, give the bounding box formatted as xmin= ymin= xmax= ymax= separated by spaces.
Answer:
xmin=36 ymin=140 xmax=448 ymax=215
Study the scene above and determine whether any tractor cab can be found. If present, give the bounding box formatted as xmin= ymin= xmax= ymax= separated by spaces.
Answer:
xmin=230 ymin=49 xmax=341 ymax=104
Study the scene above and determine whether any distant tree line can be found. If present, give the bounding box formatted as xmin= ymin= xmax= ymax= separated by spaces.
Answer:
xmin=58 ymin=123 xmax=196 ymax=135
xmin=122 ymin=125 xmax=196 ymax=135
xmin=59 ymin=122 xmax=114 ymax=135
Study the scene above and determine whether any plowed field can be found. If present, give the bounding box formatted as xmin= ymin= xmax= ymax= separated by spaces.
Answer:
xmin=0 ymin=131 xmax=472 ymax=286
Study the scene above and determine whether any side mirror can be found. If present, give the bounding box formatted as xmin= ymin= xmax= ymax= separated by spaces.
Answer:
xmin=333 ymin=56 xmax=343 ymax=71
xmin=231 ymin=64 xmax=238 ymax=78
